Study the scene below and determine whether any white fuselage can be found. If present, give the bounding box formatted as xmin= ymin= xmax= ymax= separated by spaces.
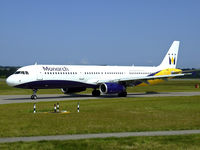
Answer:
xmin=6 ymin=65 xmax=159 ymax=89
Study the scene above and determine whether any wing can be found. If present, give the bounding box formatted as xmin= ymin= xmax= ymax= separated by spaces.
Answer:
xmin=87 ymin=73 xmax=185 ymax=86
xmin=172 ymin=69 xmax=200 ymax=75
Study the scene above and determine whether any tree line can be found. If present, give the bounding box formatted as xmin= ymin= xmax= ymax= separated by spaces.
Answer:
xmin=0 ymin=66 xmax=19 ymax=78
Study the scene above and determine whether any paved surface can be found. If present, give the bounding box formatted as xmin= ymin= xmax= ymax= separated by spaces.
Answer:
xmin=0 ymin=92 xmax=200 ymax=104
xmin=0 ymin=130 xmax=200 ymax=143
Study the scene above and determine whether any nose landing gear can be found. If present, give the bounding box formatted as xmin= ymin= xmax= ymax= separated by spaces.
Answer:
xmin=31 ymin=89 xmax=38 ymax=100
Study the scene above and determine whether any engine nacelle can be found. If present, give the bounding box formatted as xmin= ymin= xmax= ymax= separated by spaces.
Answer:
xmin=100 ymin=83 xmax=125 ymax=94
xmin=61 ymin=87 xmax=86 ymax=94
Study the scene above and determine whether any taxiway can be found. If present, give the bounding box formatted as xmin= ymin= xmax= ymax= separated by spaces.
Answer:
xmin=0 ymin=92 xmax=200 ymax=104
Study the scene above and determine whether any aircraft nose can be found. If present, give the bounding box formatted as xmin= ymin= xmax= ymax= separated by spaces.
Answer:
xmin=6 ymin=75 xmax=16 ymax=87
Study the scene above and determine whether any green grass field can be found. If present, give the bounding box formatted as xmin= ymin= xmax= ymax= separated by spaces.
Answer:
xmin=1 ymin=79 xmax=200 ymax=149
xmin=0 ymin=79 xmax=200 ymax=95
xmin=1 ymin=134 xmax=200 ymax=150
xmin=0 ymin=96 xmax=200 ymax=137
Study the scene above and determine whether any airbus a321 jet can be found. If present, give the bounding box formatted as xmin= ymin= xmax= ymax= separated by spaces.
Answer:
xmin=7 ymin=41 xmax=185 ymax=100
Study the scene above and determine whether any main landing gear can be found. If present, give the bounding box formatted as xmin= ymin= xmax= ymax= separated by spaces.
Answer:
xmin=31 ymin=89 xmax=38 ymax=100
xmin=92 ymin=89 xmax=127 ymax=97
xmin=92 ymin=89 xmax=101 ymax=97
xmin=118 ymin=91 xmax=127 ymax=97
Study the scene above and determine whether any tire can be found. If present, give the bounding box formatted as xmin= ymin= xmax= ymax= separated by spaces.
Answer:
xmin=118 ymin=92 xmax=127 ymax=97
xmin=33 ymin=95 xmax=37 ymax=100
xmin=92 ymin=90 xmax=101 ymax=97
xmin=31 ymin=95 xmax=37 ymax=100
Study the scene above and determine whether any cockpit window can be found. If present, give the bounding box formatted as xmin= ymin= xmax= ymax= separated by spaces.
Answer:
xmin=15 ymin=71 xmax=20 ymax=74
xmin=15 ymin=71 xmax=29 ymax=75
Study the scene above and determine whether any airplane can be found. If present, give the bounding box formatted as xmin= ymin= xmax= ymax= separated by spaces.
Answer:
xmin=6 ymin=41 xmax=185 ymax=100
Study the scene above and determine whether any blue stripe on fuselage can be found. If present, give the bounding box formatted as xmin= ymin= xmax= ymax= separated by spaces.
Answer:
xmin=15 ymin=80 xmax=97 ymax=89
xmin=134 ymin=70 xmax=161 ymax=86
xmin=148 ymin=70 xmax=161 ymax=76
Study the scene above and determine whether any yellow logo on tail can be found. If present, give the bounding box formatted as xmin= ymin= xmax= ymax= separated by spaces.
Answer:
xmin=169 ymin=54 xmax=176 ymax=65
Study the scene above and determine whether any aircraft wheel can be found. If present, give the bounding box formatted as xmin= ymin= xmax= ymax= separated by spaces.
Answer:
xmin=118 ymin=92 xmax=127 ymax=97
xmin=31 ymin=95 xmax=37 ymax=100
xmin=92 ymin=90 xmax=101 ymax=97
xmin=33 ymin=95 xmax=37 ymax=100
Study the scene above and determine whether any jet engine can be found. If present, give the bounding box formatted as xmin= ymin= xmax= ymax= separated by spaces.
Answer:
xmin=61 ymin=87 xmax=86 ymax=94
xmin=99 ymin=83 xmax=125 ymax=94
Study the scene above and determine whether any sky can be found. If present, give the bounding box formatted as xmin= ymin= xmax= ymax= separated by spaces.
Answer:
xmin=0 ymin=0 xmax=200 ymax=68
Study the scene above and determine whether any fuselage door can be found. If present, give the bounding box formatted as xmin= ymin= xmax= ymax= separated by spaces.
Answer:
xmin=36 ymin=66 xmax=43 ymax=80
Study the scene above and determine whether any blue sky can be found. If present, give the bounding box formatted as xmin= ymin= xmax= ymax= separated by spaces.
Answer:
xmin=0 ymin=0 xmax=200 ymax=68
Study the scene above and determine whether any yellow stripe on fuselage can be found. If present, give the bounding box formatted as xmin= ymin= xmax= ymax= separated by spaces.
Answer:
xmin=136 ymin=68 xmax=182 ymax=87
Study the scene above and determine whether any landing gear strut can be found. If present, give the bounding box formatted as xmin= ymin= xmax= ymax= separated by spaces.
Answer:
xmin=92 ymin=89 xmax=101 ymax=97
xmin=31 ymin=89 xmax=38 ymax=100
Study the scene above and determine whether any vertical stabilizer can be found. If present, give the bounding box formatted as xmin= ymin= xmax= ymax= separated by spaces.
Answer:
xmin=158 ymin=41 xmax=180 ymax=69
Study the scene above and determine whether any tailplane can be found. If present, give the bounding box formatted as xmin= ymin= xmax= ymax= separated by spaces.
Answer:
xmin=158 ymin=41 xmax=180 ymax=69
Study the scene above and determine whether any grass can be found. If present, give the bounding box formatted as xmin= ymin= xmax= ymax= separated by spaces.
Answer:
xmin=0 ymin=96 xmax=200 ymax=137
xmin=127 ymin=79 xmax=200 ymax=93
xmin=1 ymin=134 xmax=200 ymax=150
xmin=1 ymin=80 xmax=200 ymax=148
xmin=0 ymin=79 xmax=200 ymax=95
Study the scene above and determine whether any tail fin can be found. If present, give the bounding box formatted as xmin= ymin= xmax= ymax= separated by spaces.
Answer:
xmin=158 ymin=41 xmax=180 ymax=69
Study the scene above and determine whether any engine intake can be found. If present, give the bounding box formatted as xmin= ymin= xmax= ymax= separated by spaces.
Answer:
xmin=100 ymin=83 xmax=125 ymax=94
